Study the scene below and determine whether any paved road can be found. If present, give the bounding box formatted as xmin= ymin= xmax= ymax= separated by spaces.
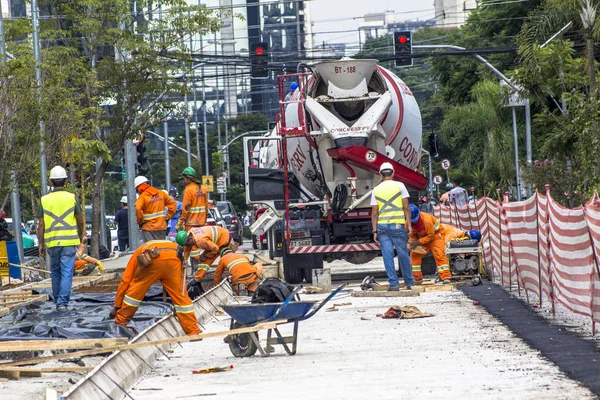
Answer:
xmin=131 ymin=286 xmax=594 ymax=400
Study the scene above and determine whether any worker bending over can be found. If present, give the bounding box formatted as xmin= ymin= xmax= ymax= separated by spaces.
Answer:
xmin=110 ymin=240 xmax=200 ymax=336
xmin=74 ymin=237 xmax=105 ymax=276
xmin=213 ymin=233 xmax=263 ymax=295
xmin=408 ymin=204 xmax=452 ymax=284
xmin=176 ymin=226 xmax=230 ymax=281
xmin=176 ymin=167 xmax=208 ymax=231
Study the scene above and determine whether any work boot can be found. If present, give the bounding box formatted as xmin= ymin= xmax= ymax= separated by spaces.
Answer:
xmin=387 ymin=286 xmax=400 ymax=292
xmin=414 ymin=280 xmax=423 ymax=285
xmin=443 ymin=279 xmax=452 ymax=284
xmin=57 ymin=305 xmax=68 ymax=312
xmin=82 ymin=264 xmax=97 ymax=276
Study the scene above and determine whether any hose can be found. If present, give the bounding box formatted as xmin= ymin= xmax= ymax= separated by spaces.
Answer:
xmin=331 ymin=184 xmax=348 ymax=216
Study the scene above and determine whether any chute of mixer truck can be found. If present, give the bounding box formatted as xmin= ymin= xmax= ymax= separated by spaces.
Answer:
xmin=243 ymin=58 xmax=428 ymax=283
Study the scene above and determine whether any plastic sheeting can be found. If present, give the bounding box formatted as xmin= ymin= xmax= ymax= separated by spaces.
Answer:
xmin=0 ymin=286 xmax=173 ymax=341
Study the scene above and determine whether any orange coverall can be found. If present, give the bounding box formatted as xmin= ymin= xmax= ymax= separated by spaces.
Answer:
xmin=74 ymin=242 xmax=102 ymax=275
xmin=136 ymin=186 xmax=176 ymax=231
xmin=183 ymin=226 xmax=231 ymax=280
xmin=179 ymin=182 xmax=208 ymax=230
xmin=409 ymin=212 xmax=452 ymax=281
xmin=213 ymin=248 xmax=263 ymax=293
xmin=114 ymin=240 xmax=200 ymax=335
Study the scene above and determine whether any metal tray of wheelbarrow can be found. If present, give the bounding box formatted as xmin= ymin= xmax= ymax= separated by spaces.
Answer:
xmin=221 ymin=301 xmax=317 ymax=326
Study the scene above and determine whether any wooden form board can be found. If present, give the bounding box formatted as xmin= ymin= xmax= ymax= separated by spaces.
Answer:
xmin=0 ymin=366 xmax=94 ymax=380
xmin=0 ymin=337 xmax=128 ymax=352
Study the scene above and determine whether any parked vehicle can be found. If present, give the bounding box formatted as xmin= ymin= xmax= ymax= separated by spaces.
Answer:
xmin=206 ymin=208 xmax=228 ymax=229
xmin=217 ymin=201 xmax=243 ymax=243
xmin=85 ymin=206 xmax=117 ymax=255
xmin=5 ymin=218 xmax=38 ymax=248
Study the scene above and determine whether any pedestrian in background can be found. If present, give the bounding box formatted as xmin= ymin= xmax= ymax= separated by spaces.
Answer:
xmin=134 ymin=176 xmax=176 ymax=242
xmin=114 ymin=196 xmax=129 ymax=252
xmin=37 ymin=166 xmax=85 ymax=312
xmin=371 ymin=162 xmax=414 ymax=291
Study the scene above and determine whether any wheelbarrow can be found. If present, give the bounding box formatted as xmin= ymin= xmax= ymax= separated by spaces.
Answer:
xmin=221 ymin=283 xmax=347 ymax=357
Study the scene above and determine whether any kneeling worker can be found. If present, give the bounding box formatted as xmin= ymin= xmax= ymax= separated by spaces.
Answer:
xmin=110 ymin=240 xmax=200 ymax=336
xmin=213 ymin=233 xmax=263 ymax=295
xmin=74 ymin=237 xmax=105 ymax=276
xmin=408 ymin=204 xmax=452 ymax=284
xmin=176 ymin=226 xmax=231 ymax=281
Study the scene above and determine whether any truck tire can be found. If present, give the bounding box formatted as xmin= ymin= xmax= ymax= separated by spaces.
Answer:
xmin=284 ymin=265 xmax=304 ymax=284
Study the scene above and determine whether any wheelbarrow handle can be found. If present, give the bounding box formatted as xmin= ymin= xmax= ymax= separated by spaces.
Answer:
xmin=267 ymin=285 xmax=304 ymax=322
xmin=300 ymin=283 xmax=348 ymax=321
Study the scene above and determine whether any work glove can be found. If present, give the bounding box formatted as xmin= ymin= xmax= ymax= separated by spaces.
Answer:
xmin=109 ymin=306 xmax=119 ymax=319
xmin=175 ymin=221 xmax=183 ymax=231
xmin=187 ymin=279 xmax=205 ymax=300
xmin=97 ymin=261 xmax=105 ymax=271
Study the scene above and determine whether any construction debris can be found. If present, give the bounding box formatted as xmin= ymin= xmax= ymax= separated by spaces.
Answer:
xmin=381 ymin=306 xmax=434 ymax=319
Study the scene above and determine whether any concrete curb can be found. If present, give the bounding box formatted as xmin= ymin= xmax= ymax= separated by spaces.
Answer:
xmin=60 ymin=281 xmax=235 ymax=400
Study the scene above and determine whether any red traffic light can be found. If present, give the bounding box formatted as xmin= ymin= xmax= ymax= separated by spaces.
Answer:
xmin=255 ymin=47 xmax=264 ymax=55
xmin=398 ymin=35 xmax=407 ymax=44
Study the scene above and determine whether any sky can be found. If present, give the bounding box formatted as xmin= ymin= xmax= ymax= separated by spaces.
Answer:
xmin=309 ymin=0 xmax=436 ymax=51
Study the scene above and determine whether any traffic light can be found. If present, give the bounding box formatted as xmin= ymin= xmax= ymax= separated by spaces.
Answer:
xmin=428 ymin=133 xmax=439 ymax=158
xmin=136 ymin=141 xmax=149 ymax=175
xmin=394 ymin=31 xmax=413 ymax=67
xmin=250 ymin=42 xmax=269 ymax=79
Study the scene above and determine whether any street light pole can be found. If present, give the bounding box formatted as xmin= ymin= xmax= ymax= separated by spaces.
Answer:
xmin=164 ymin=121 xmax=171 ymax=190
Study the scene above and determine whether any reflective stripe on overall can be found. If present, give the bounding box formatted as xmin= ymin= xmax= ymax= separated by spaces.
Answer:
xmin=143 ymin=210 xmax=166 ymax=221
xmin=374 ymin=180 xmax=406 ymax=224
xmin=41 ymin=191 xmax=80 ymax=247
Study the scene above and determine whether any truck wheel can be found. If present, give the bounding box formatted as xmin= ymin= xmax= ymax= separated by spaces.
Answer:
xmin=284 ymin=266 xmax=304 ymax=284
xmin=228 ymin=323 xmax=258 ymax=357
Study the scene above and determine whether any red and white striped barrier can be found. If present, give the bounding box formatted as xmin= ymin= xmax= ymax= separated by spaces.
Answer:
xmin=435 ymin=189 xmax=600 ymax=332
xmin=288 ymin=243 xmax=380 ymax=254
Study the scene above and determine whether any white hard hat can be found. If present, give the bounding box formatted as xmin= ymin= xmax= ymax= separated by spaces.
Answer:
xmin=49 ymin=166 xmax=68 ymax=180
xmin=120 ymin=196 xmax=127 ymax=203
xmin=379 ymin=162 xmax=394 ymax=173
xmin=134 ymin=176 xmax=149 ymax=188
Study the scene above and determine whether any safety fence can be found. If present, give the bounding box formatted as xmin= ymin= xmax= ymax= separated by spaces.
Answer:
xmin=434 ymin=188 xmax=600 ymax=333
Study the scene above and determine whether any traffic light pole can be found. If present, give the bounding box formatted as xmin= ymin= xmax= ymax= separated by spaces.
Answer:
xmin=125 ymin=139 xmax=140 ymax=250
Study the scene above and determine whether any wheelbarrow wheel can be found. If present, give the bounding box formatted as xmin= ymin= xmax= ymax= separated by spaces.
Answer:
xmin=228 ymin=322 xmax=258 ymax=357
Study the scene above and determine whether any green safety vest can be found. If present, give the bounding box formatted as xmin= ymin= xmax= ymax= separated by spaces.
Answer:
xmin=41 ymin=191 xmax=80 ymax=248
xmin=374 ymin=180 xmax=406 ymax=225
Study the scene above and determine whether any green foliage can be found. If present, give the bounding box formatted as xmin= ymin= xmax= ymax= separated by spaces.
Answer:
xmin=521 ymin=157 xmax=585 ymax=206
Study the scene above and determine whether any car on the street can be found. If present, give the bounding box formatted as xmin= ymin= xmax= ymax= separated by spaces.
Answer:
xmin=217 ymin=201 xmax=243 ymax=243
xmin=85 ymin=206 xmax=118 ymax=255
xmin=5 ymin=218 xmax=38 ymax=248
xmin=206 ymin=207 xmax=228 ymax=229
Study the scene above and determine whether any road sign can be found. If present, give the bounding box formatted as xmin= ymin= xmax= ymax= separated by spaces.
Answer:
xmin=433 ymin=175 xmax=443 ymax=185
xmin=216 ymin=177 xmax=227 ymax=194
xmin=441 ymin=159 xmax=451 ymax=171
xmin=202 ymin=175 xmax=214 ymax=192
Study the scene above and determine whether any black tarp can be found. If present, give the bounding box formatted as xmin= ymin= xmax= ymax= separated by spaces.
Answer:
xmin=0 ymin=286 xmax=174 ymax=341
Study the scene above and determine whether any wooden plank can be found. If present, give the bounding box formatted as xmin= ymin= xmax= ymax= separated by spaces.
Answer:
xmin=352 ymin=291 xmax=420 ymax=298
xmin=0 ymin=294 xmax=43 ymax=299
xmin=0 ymin=337 xmax=129 ymax=352
xmin=0 ymin=366 xmax=94 ymax=373
xmin=1 ymin=319 xmax=288 ymax=367
xmin=412 ymin=284 xmax=454 ymax=292
xmin=0 ymin=307 xmax=9 ymax=318
xmin=0 ymin=291 xmax=33 ymax=296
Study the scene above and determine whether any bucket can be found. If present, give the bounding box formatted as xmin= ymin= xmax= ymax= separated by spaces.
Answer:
xmin=0 ymin=241 xmax=22 ymax=280
xmin=311 ymin=268 xmax=331 ymax=291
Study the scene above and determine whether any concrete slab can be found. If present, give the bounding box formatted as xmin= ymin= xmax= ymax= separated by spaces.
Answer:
xmin=130 ymin=287 xmax=595 ymax=399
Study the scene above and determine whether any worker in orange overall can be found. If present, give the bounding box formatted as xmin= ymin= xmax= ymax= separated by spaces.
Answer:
xmin=74 ymin=237 xmax=105 ymax=276
xmin=213 ymin=233 xmax=263 ymax=295
xmin=135 ymin=176 xmax=176 ymax=242
xmin=110 ymin=240 xmax=201 ymax=336
xmin=176 ymin=167 xmax=208 ymax=232
xmin=176 ymin=226 xmax=230 ymax=282
xmin=408 ymin=204 xmax=452 ymax=284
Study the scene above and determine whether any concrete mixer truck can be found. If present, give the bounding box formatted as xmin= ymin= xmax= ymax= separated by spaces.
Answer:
xmin=243 ymin=58 xmax=428 ymax=283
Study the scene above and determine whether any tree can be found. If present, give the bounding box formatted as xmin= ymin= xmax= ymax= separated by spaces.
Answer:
xmin=30 ymin=0 xmax=224 ymax=256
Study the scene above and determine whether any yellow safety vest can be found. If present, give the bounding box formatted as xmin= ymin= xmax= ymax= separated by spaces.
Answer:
xmin=374 ymin=180 xmax=406 ymax=225
xmin=41 ymin=191 xmax=80 ymax=248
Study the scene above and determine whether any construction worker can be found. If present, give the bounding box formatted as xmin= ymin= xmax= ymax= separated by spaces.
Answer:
xmin=176 ymin=226 xmax=230 ymax=282
xmin=168 ymin=186 xmax=183 ymax=237
xmin=213 ymin=233 xmax=263 ymax=295
xmin=114 ymin=196 xmax=129 ymax=252
xmin=408 ymin=204 xmax=452 ymax=284
xmin=110 ymin=240 xmax=201 ymax=336
xmin=176 ymin=167 xmax=208 ymax=232
xmin=135 ymin=176 xmax=176 ymax=242
xmin=371 ymin=162 xmax=414 ymax=291
xmin=37 ymin=165 xmax=85 ymax=312
xmin=74 ymin=237 xmax=105 ymax=276
xmin=444 ymin=226 xmax=482 ymax=245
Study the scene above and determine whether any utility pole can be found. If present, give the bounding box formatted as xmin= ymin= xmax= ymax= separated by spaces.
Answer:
xmin=31 ymin=0 xmax=48 ymax=196
xmin=511 ymin=108 xmax=521 ymax=201
xmin=184 ymin=91 xmax=192 ymax=167
xmin=200 ymin=35 xmax=210 ymax=176
xmin=125 ymin=139 xmax=140 ymax=249
xmin=164 ymin=121 xmax=170 ymax=191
